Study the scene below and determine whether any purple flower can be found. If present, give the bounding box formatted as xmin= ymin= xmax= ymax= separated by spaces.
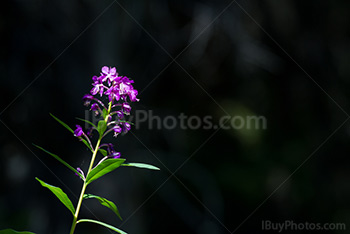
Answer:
xmin=122 ymin=122 xmax=131 ymax=133
xmin=116 ymin=77 xmax=139 ymax=102
xmin=122 ymin=102 xmax=131 ymax=114
xmin=76 ymin=167 xmax=85 ymax=180
xmin=100 ymin=66 xmax=118 ymax=85
xmin=88 ymin=68 xmax=139 ymax=104
xmin=74 ymin=125 xmax=84 ymax=137
xmin=107 ymin=143 xmax=121 ymax=158
xmin=119 ymin=82 xmax=132 ymax=96
xmin=129 ymin=89 xmax=139 ymax=102
xmin=91 ymin=103 xmax=99 ymax=111
xmin=116 ymin=110 xmax=124 ymax=119
xmin=112 ymin=151 xmax=121 ymax=158
xmin=105 ymin=85 xmax=120 ymax=102
xmin=90 ymin=103 xmax=99 ymax=115
xmin=83 ymin=94 xmax=94 ymax=106
xmin=92 ymin=75 xmax=100 ymax=83
xmin=113 ymin=125 xmax=122 ymax=137
xmin=91 ymin=76 xmax=105 ymax=96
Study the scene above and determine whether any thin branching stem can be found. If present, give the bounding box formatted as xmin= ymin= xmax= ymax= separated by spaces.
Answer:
xmin=69 ymin=102 xmax=112 ymax=234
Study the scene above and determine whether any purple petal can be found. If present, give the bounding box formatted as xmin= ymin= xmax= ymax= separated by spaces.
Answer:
xmin=114 ymin=92 xmax=120 ymax=101
xmin=113 ymin=125 xmax=122 ymax=133
xmin=110 ymin=67 xmax=117 ymax=75
xmin=101 ymin=66 xmax=109 ymax=74
xmin=92 ymin=75 xmax=100 ymax=83
xmin=122 ymin=122 xmax=131 ymax=133
xmin=99 ymin=86 xmax=104 ymax=96
xmin=75 ymin=167 xmax=85 ymax=179
xmin=112 ymin=152 xmax=121 ymax=158
xmin=113 ymin=125 xmax=122 ymax=137
xmin=83 ymin=94 xmax=94 ymax=101
xmin=83 ymin=94 xmax=94 ymax=106
xmin=122 ymin=102 xmax=131 ymax=114
xmin=129 ymin=89 xmax=139 ymax=102
xmin=125 ymin=122 xmax=131 ymax=131
xmin=91 ymin=103 xmax=99 ymax=111
xmin=74 ymin=125 xmax=84 ymax=137
xmin=91 ymin=86 xmax=99 ymax=95
xmin=116 ymin=111 xmax=124 ymax=119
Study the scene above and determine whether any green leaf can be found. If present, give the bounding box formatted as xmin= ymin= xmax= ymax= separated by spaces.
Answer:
xmin=102 ymin=109 xmax=108 ymax=119
xmin=80 ymin=138 xmax=93 ymax=152
xmin=0 ymin=229 xmax=36 ymax=234
xmin=76 ymin=117 xmax=97 ymax=129
xmin=50 ymin=113 xmax=73 ymax=134
xmin=121 ymin=163 xmax=160 ymax=170
xmin=86 ymin=158 xmax=125 ymax=185
xmin=97 ymin=120 xmax=107 ymax=137
xmin=33 ymin=144 xmax=82 ymax=178
xmin=36 ymin=178 xmax=75 ymax=216
xmin=83 ymin=194 xmax=122 ymax=220
xmin=50 ymin=114 xmax=93 ymax=151
xmin=77 ymin=219 xmax=127 ymax=234
xmin=99 ymin=149 xmax=108 ymax=157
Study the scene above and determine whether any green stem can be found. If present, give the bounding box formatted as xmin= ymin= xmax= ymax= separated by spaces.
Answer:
xmin=69 ymin=137 xmax=101 ymax=234
xmin=69 ymin=102 xmax=112 ymax=234
xmin=68 ymin=183 xmax=86 ymax=234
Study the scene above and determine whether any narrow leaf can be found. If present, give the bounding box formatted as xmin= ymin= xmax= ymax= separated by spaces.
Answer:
xmin=102 ymin=109 xmax=108 ymax=119
xmin=36 ymin=178 xmax=75 ymax=216
xmin=80 ymin=138 xmax=93 ymax=152
xmin=76 ymin=117 xmax=97 ymax=129
xmin=0 ymin=229 xmax=36 ymax=234
xmin=86 ymin=158 xmax=125 ymax=185
xmin=50 ymin=113 xmax=73 ymax=133
xmin=50 ymin=114 xmax=92 ymax=152
xmin=97 ymin=120 xmax=107 ymax=137
xmin=121 ymin=163 xmax=160 ymax=170
xmin=99 ymin=149 xmax=108 ymax=157
xmin=77 ymin=219 xmax=127 ymax=234
xmin=84 ymin=194 xmax=122 ymax=220
xmin=33 ymin=144 xmax=81 ymax=178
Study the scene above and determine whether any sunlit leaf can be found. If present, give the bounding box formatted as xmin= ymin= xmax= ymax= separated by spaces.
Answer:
xmin=77 ymin=219 xmax=127 ymax=234
xmin=97 ymin=120 xmax=107 ymax=137
xmin=33 ymin=144 xmax=82 ymax=178
xmin=99 ymin=149 xmax=108 ymax=157
xmin=84 ymin=194 xmax=122 ymax=220
xmin=102 ymin=109 xmax=108 ymax=119
xmin=36 ymin=178 xmax=75 ymax=216
xmin=86 ymin=158 xmax=125 ymax=185
xmin=121 ymin=163 xmax=160 ymax=170
xmin=50 ymin=113 xmax=73 ymax=133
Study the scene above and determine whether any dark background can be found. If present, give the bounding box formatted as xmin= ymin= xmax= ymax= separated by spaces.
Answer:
xmin=1 ymin=0 xmax=350 ymax=233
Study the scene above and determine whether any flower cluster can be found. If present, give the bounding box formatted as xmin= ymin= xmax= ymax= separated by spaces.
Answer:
xmin=74 ymin=66 xmax=139 ymax=159
xmin=90 ymin=66 xmax=139 ymax=103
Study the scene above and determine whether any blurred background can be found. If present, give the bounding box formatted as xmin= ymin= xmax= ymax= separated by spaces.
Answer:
xmin=1 ymin=0 xmax=350 ymax=233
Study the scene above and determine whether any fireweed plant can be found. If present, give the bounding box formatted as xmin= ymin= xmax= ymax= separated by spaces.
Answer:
xmin=1 ymin=66 xmax=159 ymax=234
